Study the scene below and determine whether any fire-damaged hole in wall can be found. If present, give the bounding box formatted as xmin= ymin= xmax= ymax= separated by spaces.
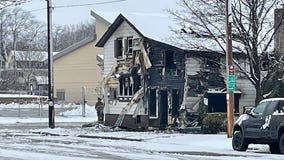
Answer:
xmin=165 ymin=50 xmax=177 ymax=76
xmin=169 ymin=89 xmax=180 ymax=126
xmin=136 ymin=115 xmax=141 ymax=124
xmin=206 ymin=92 xmax=241 ymax=113
xmin=160 ymin=90 xmax=168 ymax=128
xmin=149 ymin=89 xmax=157 ymax=118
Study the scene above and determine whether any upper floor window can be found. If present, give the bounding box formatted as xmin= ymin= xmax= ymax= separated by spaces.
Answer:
xmin=114 ymin=38 xmax=123 ymax=59
xmin=114 ymin=37 xmax=133 ymax=59
xmin=165 ymin=50 xmax=177 ymax=76
xmin=127 ymin=37 xmax=133 ymax=55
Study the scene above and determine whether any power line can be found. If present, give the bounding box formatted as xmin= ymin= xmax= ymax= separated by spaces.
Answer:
xmin=26 ymin=0 xmax=126 ymax=13
xmin=54 ymin=0 xmax=126 ymax=9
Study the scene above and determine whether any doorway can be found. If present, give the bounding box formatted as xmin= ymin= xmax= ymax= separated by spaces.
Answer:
xmin=159 ymin=90 xmax=168 ymax=128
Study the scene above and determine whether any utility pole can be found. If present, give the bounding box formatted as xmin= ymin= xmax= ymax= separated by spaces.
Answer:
xmin=225 ymin=0 xmax=234 ymax=138
xmin=47 ymin=0 xmax=55 ymax=128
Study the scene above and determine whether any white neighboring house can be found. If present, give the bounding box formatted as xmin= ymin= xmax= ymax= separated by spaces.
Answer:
xmin=0 ymin=50 xmax=56 ymax=95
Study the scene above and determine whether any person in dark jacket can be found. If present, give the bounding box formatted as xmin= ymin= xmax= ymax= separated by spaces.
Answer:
xmin=95 ymin=98 xmax=104 ymax=123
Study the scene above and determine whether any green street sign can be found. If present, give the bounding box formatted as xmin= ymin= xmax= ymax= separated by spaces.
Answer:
xmin=228 ymin=75 xmax=235 ymax=92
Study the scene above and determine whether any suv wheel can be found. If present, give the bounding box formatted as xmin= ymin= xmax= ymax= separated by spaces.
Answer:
xmin=232 ymin=131 xmax=248 ymax=151
xmin=269 ymin=143 xmax=280 ymax=154
xmin=279 ymin=134 xmax=284 ymax=154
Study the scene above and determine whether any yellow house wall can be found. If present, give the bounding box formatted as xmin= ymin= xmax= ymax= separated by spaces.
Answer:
xmin=54 ymin=41 xmax=103 ymax=105
xmin=54 ymin=18 xmax=109 ymax=105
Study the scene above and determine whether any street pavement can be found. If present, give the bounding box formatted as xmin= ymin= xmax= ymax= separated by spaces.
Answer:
xmin=0 ymin=106 xmax=283 ymax=160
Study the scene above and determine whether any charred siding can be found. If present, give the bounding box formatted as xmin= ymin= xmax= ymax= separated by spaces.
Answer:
xmin=148 ymin=46 xmax=185 ymax=89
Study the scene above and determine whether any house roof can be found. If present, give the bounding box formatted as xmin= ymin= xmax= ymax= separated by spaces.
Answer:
xmin=35 ymin=76 xmax=48 ymax=85
xmin=12 ymin=51 xmax=58 ymax=62
xmin=95 ymin=12 xmax=178 ymax=48
xmin=90 ymin=10 xmax=111 ymax=27
xmin=54 ymin=11 xmax=111 ymax=61
xmin=53 ymin=35 xmax=96 ymax=61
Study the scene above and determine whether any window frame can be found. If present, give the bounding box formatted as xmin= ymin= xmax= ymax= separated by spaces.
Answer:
xmin=56 ymin=89 xmax=65 ymax=101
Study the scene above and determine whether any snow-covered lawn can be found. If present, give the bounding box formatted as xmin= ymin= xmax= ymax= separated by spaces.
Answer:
xmin=0 ymin=103 xmax=282 ymax=160
xmin=0 ymin=103 xmax=97 ymax=124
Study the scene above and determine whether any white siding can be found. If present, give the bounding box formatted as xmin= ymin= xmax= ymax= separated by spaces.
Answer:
xmin=185 ymin=56 xmax=256 ymax=113
xmin=103 ymin=20 xmax=142 ymax=115
xmin=103 ymin=21 xmax=141 ymax=76
xmin=186 ymin=58 xmax=202 ymax=75
xmin=236 ymin=77 xmax=256 ymax=110
xmin=106 ymin=102 xmax=146 ymax=115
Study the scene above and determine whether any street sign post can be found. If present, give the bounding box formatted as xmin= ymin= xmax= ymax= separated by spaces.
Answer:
xmin=228 ymin=65 xmax=235 ymax=92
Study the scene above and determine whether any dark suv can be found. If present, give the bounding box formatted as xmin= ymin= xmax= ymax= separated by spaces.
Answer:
xmin=232 ymin=98 xmax=284 ymax=154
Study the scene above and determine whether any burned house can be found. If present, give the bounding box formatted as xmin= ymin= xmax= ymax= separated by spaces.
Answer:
xmin=96 ymin=14 xmax=185 ymax=129
xmin=183 ymin=50 xmax=257 ymax=122
xmin=95 ymin=13 xmax=257 ymax=130
xmin=184 ymin=51 xmax=240 ymax=114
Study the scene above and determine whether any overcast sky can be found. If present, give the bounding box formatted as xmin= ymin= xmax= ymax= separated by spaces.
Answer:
xmin=17 ymin=0 xmax=179 ymax=25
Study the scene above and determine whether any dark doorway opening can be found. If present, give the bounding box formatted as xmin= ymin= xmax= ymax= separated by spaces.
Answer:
xmin=172 ymin=89 xmax=179 ymax=118
xmin=160 ymin=90 xmax=168 ymax=128
xmin=171 ymin=89 xmax=180 ymax=126
xmin=149 ymin=89 xmax=157 ymax=117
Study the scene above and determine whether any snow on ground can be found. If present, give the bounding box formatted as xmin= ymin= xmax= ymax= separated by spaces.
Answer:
xmin=0 ymin=103 xmax=283 ymax=160
xmin=0 ymin=103 xmax=97 ymax=124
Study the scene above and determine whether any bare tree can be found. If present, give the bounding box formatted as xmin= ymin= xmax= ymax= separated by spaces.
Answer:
xmin=169 ymin=0 xmax=281 ymax=104
xmin=53 ymin=21 xmax=95 ymax=51
xmin=0 ymin=9 xmax=10 ymax=61
xmin=0 ymin=7 xmax=45 ymax=91
xmin=0 ymin=0 xmax=30 ymax=9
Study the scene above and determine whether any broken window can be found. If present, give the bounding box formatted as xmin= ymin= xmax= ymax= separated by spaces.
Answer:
xmin=131 ymin=65 xmax=141 ymax=93
xmin=127 ymin=37 xmax=133 ymax=55
xmin=114 ymin=38 xmax=123 ymax=59
xmin=119 ymin=75 xmax=133 ymax=97
xmin=165 ymin=50 xmax=176 ymax=76
xmin=149 ymin=89 xmax=158 ymax=118
xmin=114 ymin=37 xmax=133 ymax=59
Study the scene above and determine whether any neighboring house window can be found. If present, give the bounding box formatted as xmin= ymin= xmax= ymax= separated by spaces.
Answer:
xmin=17 ymin=71 xmax=23 ymax=77
xmin=114 ymin=38 xmax=123 ymax=59
xmin=0 ymin=60 xmax=5 ymax=68
xmin=56 ymin=89 xmax=65 ymax=101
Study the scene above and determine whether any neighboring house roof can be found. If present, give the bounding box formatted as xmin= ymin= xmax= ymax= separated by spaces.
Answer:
xmin=54 ymin=12 xmax=111 ymax=61
xmin=95 ymin=13 xmax=178 ymax=48
xmin=12 ymin=51 xmax=48 ymax=61
xmin=12 ymin=50 xmax=59 ymax=62
xmin=53 ymin=35 xmax=96 ymax=61
xmin=90 ymin=10 xmax=111 ymax=27
xmin=35 ymin=76 xmax=48 ymax=85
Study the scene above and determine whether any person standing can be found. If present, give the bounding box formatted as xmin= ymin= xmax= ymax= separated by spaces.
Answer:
xmin=95 ymin=97 xmax=104 ymax=123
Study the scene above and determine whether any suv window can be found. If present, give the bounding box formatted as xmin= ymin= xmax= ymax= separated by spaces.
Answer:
xmin=253 ymin=101 xmax=268 ymax=115
xmin=265 ymin=100 xmax=278 ymax=116
xmin=278 ymin=100 xmax=284 ymax=113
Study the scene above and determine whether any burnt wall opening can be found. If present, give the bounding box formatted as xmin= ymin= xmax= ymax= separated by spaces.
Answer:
xmin=207 ymin=93 xmax=240 ymax=113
